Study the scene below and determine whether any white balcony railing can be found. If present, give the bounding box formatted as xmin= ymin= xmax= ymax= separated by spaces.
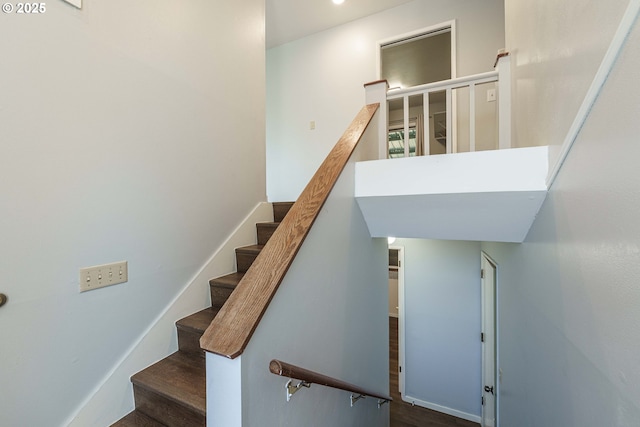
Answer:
xmin=364 ymin=53 xmax=511 ymax=160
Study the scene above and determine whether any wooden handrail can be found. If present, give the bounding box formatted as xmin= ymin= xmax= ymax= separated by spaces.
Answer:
xmin=200 ymin=103 xmax=380 ymax=359
xmin=269 ymin=359 xmax=392 ymax=404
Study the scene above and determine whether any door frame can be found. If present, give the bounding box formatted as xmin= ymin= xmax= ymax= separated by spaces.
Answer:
xmin=481 ymin=252 xmax=498 ymax=427
xmin=389 ymin=245 xmax=406 ymax=395
xmin=376 ymin=20 xmax=458 ymax=155
xmin=375 ymin=20 xmax=457 ymax=82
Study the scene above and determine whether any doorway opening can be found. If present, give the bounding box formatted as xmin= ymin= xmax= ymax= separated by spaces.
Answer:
xmin=388 ymin=245 xmax=405 ymax=394
xmin=378 ymin=22 xmax=457 ymax=157
xmin=388 ymin=241 xmax=484 ymax=426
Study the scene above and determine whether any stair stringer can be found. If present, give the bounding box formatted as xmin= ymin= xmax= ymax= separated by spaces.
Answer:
xmin=65 ymin=202 xmax=273 ymax=427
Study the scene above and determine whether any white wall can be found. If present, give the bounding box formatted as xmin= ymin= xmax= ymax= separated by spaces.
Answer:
xmin=0 ymin=1 xmax=265 ymax=425
xmin=267 ymin=0 xmax=505 ymax=202
xmin=483 ymin=9 xmax=640 ymax=426
xmin=208 ymin=112 xmax=389 ymax=426
xmin=505 ymin=0 xmax=629 ymax=166
xmin=394 ymin=238 xmax=482 ymax=421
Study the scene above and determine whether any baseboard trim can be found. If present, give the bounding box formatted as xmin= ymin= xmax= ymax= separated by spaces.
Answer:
xmin=402 ymin=394 xmax=481 ymax=424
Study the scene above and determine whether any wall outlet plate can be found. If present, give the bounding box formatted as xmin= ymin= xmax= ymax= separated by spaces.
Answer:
xmin=80 ymin=261 xmax=128 ymax=292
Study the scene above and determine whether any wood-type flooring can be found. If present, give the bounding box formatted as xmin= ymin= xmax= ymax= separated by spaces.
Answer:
xmin=389 ymin=317 xmax=480 ymax=427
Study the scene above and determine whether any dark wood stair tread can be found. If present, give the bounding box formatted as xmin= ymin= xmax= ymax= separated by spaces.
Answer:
xmin=114 ymin=200 xmax=297 ymax=426
xmin=113 ymin=202 xmax=293 ymax=427
xmin=209 ymin=272 xmax=245 ymax=288
xmin=131 ymin=352 xmax=206 ymax=416
xmin=176 ymin=308 xmax=218 ymax=334
xmin=235 ymin=244 xmax=264 ymax=254
xmin=111 ymin=410 xmax=166 ymax=426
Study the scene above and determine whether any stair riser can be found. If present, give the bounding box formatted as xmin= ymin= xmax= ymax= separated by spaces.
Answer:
xmin=177 ymin=328 xmax=205 ymax=358
xmin=210 ymin=285 xmax=234 ymax=309
xmin=257 ymin=223 xmax=278 ymax=246
xmin=134 ymin=386 xmax=205 ymax=427
xmin=236 ymin=251 xmax=258 ymax=273
xmin=273 ymin=202 xmax=294 ymax=223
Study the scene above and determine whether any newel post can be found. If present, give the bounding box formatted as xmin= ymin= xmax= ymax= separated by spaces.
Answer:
xmin=364 ymin=80 xmax=389 ymax=160
xmin=496 ymin=52 xmax=512 ymax=150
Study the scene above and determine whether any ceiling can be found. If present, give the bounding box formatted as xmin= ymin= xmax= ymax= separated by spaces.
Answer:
xmin=266 ymin=0 xmax=416 ymax=48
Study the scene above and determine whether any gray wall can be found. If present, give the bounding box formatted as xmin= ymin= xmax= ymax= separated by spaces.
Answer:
xmin=0 ymin=1 xmax=266 ymax=425
xmin=505 ymin=0 xmax=629 ymax=166
xmin=395 ymin=238 xmax=482 ymax=419
xmin=483 ymin=8 xmax=640 ymax=426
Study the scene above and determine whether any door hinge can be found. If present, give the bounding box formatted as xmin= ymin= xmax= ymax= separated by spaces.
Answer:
xmin=481 ymin=332 xmax=485 ymax=342
xmin=398 ymin=260 xmax=401 ymax=268
xmin=481 ymin=268 xmax=485 ymax=278
xmin=482 ymin=396 xmax=485 ymax=406
xmin=399 ymin=366 xmax=402 ymax=373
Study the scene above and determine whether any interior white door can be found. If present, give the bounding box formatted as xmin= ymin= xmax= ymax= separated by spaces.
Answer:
xmin=390 ymin=245 xmax=406 ymax=395
xmin=378 ymin=21 xmax=456 ymax=157
xmin=481 ymin=254 xmax=497 ymax=427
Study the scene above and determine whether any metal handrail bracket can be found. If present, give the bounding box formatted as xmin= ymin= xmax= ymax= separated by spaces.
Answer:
xmin=350 ymin=394 xmax=365 ymax=407
xmin=377 ymin=398 xmax=390 ymax=409
xmin=285 ymin=379 xmax=311 ymax=402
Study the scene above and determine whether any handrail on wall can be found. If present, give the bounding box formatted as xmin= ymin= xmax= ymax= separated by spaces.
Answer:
xmin=200 ymin=103 xmax=380 ymax=359
xmin=269 ymin=359 xmax=392 ymax=408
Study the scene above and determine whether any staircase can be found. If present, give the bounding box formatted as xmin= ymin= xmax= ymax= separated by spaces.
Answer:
xmin=111 ymin=202 xmax=294 ymax=427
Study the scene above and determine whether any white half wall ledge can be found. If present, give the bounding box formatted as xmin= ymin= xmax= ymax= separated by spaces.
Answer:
xmin=355 ymin=147 xmax=549 ymax=243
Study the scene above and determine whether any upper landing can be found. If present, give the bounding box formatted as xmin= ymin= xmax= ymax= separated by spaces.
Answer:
xmin=355 ymin=146 xmax=549 ymax=243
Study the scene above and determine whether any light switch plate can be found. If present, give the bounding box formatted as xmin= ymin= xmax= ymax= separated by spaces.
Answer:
xmin=80 ymin=261 xmax=128 ymax=292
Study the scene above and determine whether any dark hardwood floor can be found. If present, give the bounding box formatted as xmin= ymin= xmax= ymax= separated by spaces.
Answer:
xmin=389 ymin=317 xmax=480 ymax=427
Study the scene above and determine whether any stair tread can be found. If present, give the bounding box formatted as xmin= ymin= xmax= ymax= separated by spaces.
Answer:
xmin=176 ymin=308 xmax=218 ymax=334
xmin=235 ymin=244 xmax=264 ymax=254
xmin=257 ymin=221 xmax=279 ymax=228
xmin=111 ymin=410 xmax=166 ymax=427
xmin=117 ymin=202 xmax=299 ymax=426
xmin=131 ymin=352 xmax=205 ymax=416
xmin=209 ymin=272 xmax=244 ymax=288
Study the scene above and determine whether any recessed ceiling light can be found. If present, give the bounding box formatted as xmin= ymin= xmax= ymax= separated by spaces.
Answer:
xmin=332 ymin=0 xmax=345 ymax=4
